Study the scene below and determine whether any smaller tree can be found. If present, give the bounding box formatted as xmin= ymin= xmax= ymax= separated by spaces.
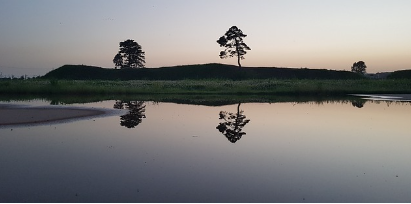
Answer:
xmin=113 ymin=39 xmax=145 ymax=69
xmin=351 ymin=61 xmax=367 ymax=74
xmin=113 ymin=53 xmax=123 ymax=69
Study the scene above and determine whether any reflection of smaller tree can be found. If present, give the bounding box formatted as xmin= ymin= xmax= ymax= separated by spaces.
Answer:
xmin=114 ymin=101 xmax=146 ymax=128
xmin=216 ymin=103 xmax=250 ymax=143
xmin=351 ymin=99 xmax=366 ymax=108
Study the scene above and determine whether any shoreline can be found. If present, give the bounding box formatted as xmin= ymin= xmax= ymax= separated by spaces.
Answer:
xmin=1 ymin=93 xmax=411 ymax=127
xmin=0 ymin=105 xmax=109 ymax=127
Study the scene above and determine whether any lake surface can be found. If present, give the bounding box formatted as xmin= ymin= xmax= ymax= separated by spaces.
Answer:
xmin=1 ymin=97 xmax=411 ymax=202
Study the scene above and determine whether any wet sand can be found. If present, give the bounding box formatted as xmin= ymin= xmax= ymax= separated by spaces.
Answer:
xmin=0 ymin=106 xmax=106 ymax=126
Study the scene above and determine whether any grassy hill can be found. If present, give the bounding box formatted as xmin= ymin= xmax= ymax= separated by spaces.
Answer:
xmin=387 ymin=69 xmax=411 ymax=79
xmin=42 ymin=63 xmax=364 ymax=80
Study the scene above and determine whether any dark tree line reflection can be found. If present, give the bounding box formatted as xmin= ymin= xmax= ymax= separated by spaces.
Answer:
xmin=109 ymin=99 xmax=374 ymax=134
xmin=114 ymin=100 xmax=146 ymax=128
xmin=216 ymin=103 xmax=250 ymax=143
xmin=351 ymin=99 xmax=366 ymax=108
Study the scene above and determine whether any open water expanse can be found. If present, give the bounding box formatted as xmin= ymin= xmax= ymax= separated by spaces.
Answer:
xmin=1 ymin=96 xmax=411 ymax=202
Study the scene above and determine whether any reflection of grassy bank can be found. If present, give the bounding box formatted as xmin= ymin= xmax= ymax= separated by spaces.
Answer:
xmin=0 ymin=92 xmax=373 ymax=106
xmin=1 ymin=79 xmax=411 ymax=96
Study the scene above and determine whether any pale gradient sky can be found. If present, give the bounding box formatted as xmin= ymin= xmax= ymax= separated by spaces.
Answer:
xmin=0 ymin=0 xmax=410 ymax=76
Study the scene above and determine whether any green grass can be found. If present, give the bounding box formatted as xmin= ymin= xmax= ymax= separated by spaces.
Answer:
xmin=1 ymin=79 xmax=411 ymax=96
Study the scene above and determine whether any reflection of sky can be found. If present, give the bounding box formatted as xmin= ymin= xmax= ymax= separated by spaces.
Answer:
xmin=243 ymin=102 xmax=411 ymax=135
xmin=1 ymin=100 xmax=411 ymax=202
xmin=1 ymin=0 xmax=411 ymax=76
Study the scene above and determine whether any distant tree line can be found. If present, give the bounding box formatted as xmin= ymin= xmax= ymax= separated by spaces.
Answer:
xmin=0 ymin=74 xmax=39 ymax=80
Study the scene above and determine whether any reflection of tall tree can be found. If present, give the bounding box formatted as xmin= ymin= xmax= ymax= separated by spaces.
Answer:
xmin=114 ymin=101 xmax=146 ymax=128
xmin=216 ymin=103 xmax=250 ymax=143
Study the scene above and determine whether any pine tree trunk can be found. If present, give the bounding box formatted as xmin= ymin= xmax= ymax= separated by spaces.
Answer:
xmin=235 ymin=38 xmax=242 ymax=68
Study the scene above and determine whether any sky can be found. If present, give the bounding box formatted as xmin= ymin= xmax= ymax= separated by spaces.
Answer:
xmin=0 ymin=0 xmax=410 ymax=77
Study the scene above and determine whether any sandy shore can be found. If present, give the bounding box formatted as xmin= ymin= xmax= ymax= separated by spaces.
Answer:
xmin=0 ymin=105 xmax=107 ymax=126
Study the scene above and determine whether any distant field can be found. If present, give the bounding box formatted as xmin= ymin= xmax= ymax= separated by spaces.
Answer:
xmin=1 ymin=79 xmax=411 ymax=96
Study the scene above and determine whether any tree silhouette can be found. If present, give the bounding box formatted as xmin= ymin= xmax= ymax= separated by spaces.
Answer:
xmin=113 ymin=53 xmax=123 ymax=69
xmin=216 ymin=103 xmax=250 ymax=143
xmin=113 ymin=100 xmax=146 ymax=128
xmin=113 ymin=39 xmax=145 ymax=69
xmin=351 ymin=61 xmax=367 ymax=74
xmin=217 ymin=26 xmax=251 ymax=68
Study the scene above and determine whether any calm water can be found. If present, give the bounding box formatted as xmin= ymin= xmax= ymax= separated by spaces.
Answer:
xmin=1 ymin=97 xmax=411 ymax=202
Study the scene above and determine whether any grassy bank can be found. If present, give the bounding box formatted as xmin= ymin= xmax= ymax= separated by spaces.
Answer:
xmin=1 ymin=79 xmax=411 ymax=96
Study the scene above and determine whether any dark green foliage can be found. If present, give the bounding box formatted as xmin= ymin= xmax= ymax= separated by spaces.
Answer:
xmin=113 ymin=53 xmax=123 ymax=69
xmin=114 ymin=39 xmax=145 ymax=69
xmin=0 ymin=80 xmax=11 ymax=87
xmin=387 ymin=70 xmax=411 ymax=79
xmin=42 ymin=64 xmax=363 ymax=80
xmin=7 ymin=78 xmax=411 ymax=97
xmin=351 ymin=61 xmax=367 ymax=74
xmin=49 ymin=79 xmax=59 ymax=86
xmin=217 ymin=26 xmax=251 ymax=67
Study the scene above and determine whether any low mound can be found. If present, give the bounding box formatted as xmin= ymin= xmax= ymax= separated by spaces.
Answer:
xmin=43 ymin=65 xmax=113 ymax=80
xmin=43 ymin=63 xmax=363 ymax=80
xmin=387 ymin=69 xmax=411 ymax=79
